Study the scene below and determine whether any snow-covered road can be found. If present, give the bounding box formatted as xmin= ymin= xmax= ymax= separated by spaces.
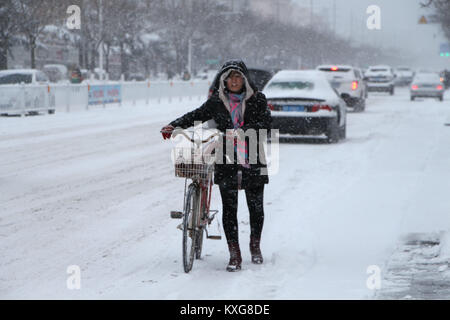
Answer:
xmin=1 ymin=89 xmax=449 ymax=299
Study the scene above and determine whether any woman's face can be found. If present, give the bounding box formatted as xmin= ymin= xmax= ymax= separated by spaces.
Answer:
xmin=226 ymin=71 xmax=244 ymax=93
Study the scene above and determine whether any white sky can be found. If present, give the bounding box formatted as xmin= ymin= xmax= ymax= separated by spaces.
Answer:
xmin=292 ymin=0 xmax=449 ymax=69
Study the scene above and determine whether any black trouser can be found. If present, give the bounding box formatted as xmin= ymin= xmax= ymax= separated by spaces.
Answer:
xmin=219 ymin=184 xmax=265 ymax=244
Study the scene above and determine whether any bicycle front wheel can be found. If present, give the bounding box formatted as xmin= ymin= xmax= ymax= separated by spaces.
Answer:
xmin=183 ymin=183 xmax=201 ymax=273
xmin=195 ymin=222 xmax=204 ymax=260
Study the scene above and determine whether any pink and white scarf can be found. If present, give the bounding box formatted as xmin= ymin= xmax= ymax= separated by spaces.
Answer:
xmin=228 ymin=93 xmax=250 ymax=168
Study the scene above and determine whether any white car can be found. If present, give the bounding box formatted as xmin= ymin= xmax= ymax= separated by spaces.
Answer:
xmin=394 ymin=66 xmax=414 ymax=86
xmin=317 ymin=65 xmax=367 ymax=112
xmin=364 ymin=65 xmax=396 ymax=95
xmin=263 ymin=70 xmax=347 ymax=143
xmin=410 ymin=73 xmax=445 ymax=101
xmin=43 ymin=64 xmax=69 ymax=83
xmin=0 ymin=69 xmax=55 ymax=116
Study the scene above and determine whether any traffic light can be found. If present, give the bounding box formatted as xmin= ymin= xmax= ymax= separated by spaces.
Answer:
xmin=440 ymin=43 xmax=450 ymax=57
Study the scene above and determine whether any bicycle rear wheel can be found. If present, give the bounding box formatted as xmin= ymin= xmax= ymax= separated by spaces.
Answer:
xmin=183 ymin=183 xmax=200 ymax=273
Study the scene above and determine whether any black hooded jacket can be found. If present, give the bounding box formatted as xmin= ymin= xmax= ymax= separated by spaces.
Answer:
xmin=169 ymin=60 xmax=272 ymax=189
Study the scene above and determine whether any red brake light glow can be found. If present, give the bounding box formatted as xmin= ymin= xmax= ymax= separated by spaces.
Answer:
xmin=331 ymin=66 xmax=338 ymax=71
xmin=311 ymin=104 xmax=332 ymax=112
xmin=437 ymin=85 xmax=443 ymax=90
xmin=411 ymin=85 xmax=418 ymax=90
xmin=351 ymin=81 xmax=358 ymax=90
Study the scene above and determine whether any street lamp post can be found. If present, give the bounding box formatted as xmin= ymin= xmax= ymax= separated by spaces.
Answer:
xmin=99 ymin=0 xmax=103 ymax=80
xmin=187 ymin=38 xmax=192 ymax=75
xmin=185 ymin=8 xmax=238 ymax=76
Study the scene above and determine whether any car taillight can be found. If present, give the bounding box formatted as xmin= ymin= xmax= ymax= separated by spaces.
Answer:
xmin=351 ymin=81 xmax=358 ymax=90
xmin=311 ymin=104 xmax=332 ymax=112
xmin=437 ymin=85 xmax=443 ymax=90
xmin=208 ymin=89 xmax=213 ymax=98
xmin=411 ymin=85 xmax=418 ymax=90
xmin=331 ymin=66 xmax=338 ymax=71
xmin=268 ymin=103 xmax=274 ymax=111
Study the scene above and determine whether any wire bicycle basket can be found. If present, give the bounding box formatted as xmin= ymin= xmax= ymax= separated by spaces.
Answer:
xmin=173 ymin=147 xmax=215 ymax=182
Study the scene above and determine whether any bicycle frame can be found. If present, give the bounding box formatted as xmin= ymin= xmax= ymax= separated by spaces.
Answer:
xmin=168 ymin=128 xmax=225 ymax=272
xmin=174 ymin=129 xmax=221 ymax=218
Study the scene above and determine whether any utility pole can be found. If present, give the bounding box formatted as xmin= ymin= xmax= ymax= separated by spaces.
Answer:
xmin=333 ymin=0 xmax=337 ymax=35
xmin=310 ymin=0 xmax=314 ymax=25
xmin=187 ymin=38 xmax=192 ymax=75
xmin=273 ymin=0 xmax=280 ymax=24
xmin=349 ymin=9 xmax=354 ymax=42
xmin=98 ymin=0 xmax=103 ymax=80
xmin=277 ymin=0 xmax=280 ymax=23
xmin=187 ymin=0 xmax=193 ymax=75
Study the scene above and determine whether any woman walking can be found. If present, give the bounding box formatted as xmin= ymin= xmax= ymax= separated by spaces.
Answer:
xmin=161 ymin=60 xmax=272 ymax=271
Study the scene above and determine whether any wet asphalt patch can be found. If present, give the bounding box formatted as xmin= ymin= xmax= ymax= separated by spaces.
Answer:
xmin=376 ymin=232 xmax=450 ymax=300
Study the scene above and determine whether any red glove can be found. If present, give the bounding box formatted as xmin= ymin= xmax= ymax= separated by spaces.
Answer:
xmin=161 ymin=125 xmax=174 ymax=140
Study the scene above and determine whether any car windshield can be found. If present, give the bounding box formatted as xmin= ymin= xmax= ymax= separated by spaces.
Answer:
xmin=267 ymin=81 xmax=314 ymax=90
xmin=414 ymin=74 xmax=440 ymax=82
xmin=0 ymin=73 xmax=33 ymax=84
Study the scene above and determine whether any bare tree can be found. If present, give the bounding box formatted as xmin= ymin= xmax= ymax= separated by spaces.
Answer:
xmin=0 ymin=0 xmax=19 ymax=69
xmin=15 ymin=0 xmax=65 ymax=68
xmin=421 ymin=0 xmax=450 ymax=42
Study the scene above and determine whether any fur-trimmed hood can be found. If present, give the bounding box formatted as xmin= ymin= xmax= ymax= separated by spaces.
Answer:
xmin=211 ymin=60 xmax=258 ymax=122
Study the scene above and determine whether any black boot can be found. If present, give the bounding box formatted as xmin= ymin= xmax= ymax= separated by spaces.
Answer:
xmin=250 ymin=237 xmax=263 ymax=264
xmin=226 ymin=241 xmax=242 ymax=272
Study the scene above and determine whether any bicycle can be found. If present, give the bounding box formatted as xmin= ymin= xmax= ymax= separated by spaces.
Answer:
xmin=162 ymin=128 xmax=225 ymax=273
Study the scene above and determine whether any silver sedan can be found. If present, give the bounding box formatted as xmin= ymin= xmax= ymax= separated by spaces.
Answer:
xmin=410 ymin=73 xmax=445 ymax=102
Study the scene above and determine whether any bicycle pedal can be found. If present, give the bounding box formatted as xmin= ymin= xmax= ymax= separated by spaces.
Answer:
xmin=170 ymin=211 xmax=183 ymax=219
xmin=207 ymin=235 xmax=222 ymax=240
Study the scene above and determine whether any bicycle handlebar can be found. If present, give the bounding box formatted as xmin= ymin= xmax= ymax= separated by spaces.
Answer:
xmin=162 ymin=128 xmax=234 ymax=163
xmin=173 ymin=130 xmax=223 ymax=144
xmin=160 ymin=128 xmax=225 ymax=145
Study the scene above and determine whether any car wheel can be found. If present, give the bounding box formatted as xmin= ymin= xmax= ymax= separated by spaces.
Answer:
xmin=439 ymin=95 xmax=444 ymax=102
xmin=390 ymin=87 xmax=395 ymax=95
xmin=411 ymin=96 xmax=415 ymax=101
xmin=339 ymin=124 xmax=346 ymax=140
xmin=356 ymin=99 xmax=366 ymax=112
xmin=326 ymin=118 xmax=340 ymax=144
xmin=48 ymin=109 xmax=55 ymax=114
